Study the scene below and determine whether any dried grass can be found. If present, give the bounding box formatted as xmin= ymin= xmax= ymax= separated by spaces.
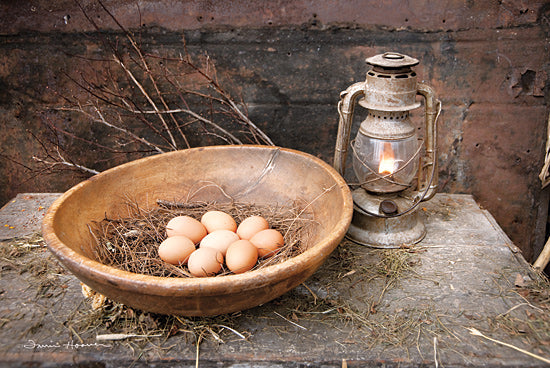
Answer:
xmin=6 ymin=221 xmax=549 ymax=362
xmin=89 ymin=199 xmax=317 ymax=278
xmin=487 ymin=271 xmax=550 ymax=349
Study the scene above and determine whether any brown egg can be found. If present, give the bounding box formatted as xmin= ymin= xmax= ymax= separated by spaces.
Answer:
xmin=187 ymin=247 xmax=224 ymax=277
xmin=201 ymin=211 xmax=237 ymax=233
xmin=166 ymin=216 xmax=207 ymax=244
xmin=236 ymin=215 xmax=269 ymax=240
xmin=158 ymin=236 xmax=196 ymax=265
xmin=225 ymin=240 xmax=258 ymax=274
xmin=199 ymin=229 xmax=240 ymax=256
xmin=250 ymin=229 xmax=285 ymax=258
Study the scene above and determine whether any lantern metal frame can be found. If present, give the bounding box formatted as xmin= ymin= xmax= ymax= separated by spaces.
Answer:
xmin=333 ymin=52 xmax=441 ymax=248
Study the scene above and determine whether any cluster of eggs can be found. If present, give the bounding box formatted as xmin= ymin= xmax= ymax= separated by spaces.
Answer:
xmin=158 ymin=211 xmax=284 ymax=277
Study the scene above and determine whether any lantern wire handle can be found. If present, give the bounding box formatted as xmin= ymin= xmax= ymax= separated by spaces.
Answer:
xmin=334 ymin=82 xmax=366 ymax=175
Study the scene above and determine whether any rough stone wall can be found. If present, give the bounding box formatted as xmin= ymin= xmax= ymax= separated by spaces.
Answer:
xmin=1 ymin=1 xmax=549 ymax=261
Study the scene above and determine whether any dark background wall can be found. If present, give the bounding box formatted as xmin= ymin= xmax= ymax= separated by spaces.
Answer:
xmin=1 ymin=1 xmax=549 ymax=262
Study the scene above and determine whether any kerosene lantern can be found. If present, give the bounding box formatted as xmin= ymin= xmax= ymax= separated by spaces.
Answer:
xmin=333 ymin=52 xmax=441 ymax=248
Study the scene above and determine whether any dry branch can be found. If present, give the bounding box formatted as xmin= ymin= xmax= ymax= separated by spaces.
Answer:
xmin=32 ymin=0 xmax=273 ymax=177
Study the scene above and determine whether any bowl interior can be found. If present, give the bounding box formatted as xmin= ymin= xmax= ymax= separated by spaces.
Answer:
xmin=52 ymin=146 xmax=347 ymax=260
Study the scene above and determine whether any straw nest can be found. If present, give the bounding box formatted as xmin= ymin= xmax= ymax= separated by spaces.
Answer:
xmin=89 ymin=199 xmax=318 ymax=278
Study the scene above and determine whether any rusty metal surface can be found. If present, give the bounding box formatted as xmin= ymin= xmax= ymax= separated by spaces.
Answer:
xmin=333 ymin=52 xmax=440 ymax=247
xmin=360 ymin=53 xmax=421 ymax=112
xmin=348 ymin=188 xmax=427 ymax=247
xmin=462 ymin=103 xmax=548 ymax=261
xmin=0 ymin=0 xmax=546 ymax=34
xmin=1 ymin=193 xmax=548 ymax=367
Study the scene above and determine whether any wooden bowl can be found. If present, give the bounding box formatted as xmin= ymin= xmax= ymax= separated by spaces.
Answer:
xmin=42 ymin=145 xmax=353 ymax=316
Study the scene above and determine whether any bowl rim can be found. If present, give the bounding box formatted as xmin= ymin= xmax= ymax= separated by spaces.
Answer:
xmin=42 ymin=145 xmax=353 ymax=296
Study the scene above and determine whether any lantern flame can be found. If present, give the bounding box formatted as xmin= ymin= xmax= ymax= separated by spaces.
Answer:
xmin=378 ymin=142 xmax=396 ymax=175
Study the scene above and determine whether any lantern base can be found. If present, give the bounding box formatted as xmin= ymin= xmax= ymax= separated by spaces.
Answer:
xmin=346 ymin=188 xmax=426 ymax=248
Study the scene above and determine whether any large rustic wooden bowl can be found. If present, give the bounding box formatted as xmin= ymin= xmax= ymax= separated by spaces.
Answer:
xmin=42 ymin=145 xmax=353 ymax=316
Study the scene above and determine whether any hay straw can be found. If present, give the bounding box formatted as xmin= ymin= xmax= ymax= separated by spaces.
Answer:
xmin=89 ymin=199 xmax=317 ymax=278
xmin=468 ymin=327 xmax=550 ymax=364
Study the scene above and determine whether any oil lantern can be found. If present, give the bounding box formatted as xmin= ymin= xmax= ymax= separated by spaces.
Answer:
xmin=333 ymin=52 xmax=441 ymax=248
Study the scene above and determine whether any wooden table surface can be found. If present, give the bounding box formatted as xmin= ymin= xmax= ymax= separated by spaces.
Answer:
xmin=0 ymin=193 xmax=548 ymax=367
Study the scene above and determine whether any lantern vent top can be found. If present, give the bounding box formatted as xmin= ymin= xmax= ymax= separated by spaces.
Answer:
xmin=366 ymin=52 xmax=419 ymax=71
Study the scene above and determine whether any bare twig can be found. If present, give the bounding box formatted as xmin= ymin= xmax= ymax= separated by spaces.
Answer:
xmin=533 ymin=236 xmax=550 ymax=270
xmin=468 ymin=327 xmax=550 ymax=364
xmin=274 ymin=311 xmax=307 ymax=330
xmin=433 ymin=337 xmax=439 ymax=368
xmin=113 ymin=56 xmax=177 ymax=150
xmin=31 ymin=0 xmax=273 ymax=178
xmin=92 ymin=105 xmax=166 ymax=154
xmin=32 ymin=155 xmax=99 ymax=176
xmin=195 ymin=333 xmax=203 ymax=368
xmin=538 ymin=113 xmax=550 ymax=188
xmin=215 ymin=325 xmax=247 ymax=340
xmin=127 ymin=107 xmax=243 ymax=144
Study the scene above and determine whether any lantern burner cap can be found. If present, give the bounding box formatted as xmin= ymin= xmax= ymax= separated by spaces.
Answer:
xmin=379 ymin=199 xmax=399 ymax=215
xmin=366 ymin=52 xmax=419 ymax=71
